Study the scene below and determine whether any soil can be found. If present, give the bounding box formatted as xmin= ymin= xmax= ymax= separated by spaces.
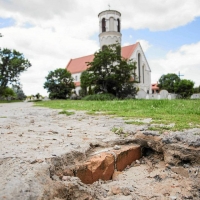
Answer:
xmin=0 ymin=102 xmax=200 ymax=200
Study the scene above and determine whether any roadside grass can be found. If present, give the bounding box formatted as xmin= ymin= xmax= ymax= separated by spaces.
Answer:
xmin=35 ymin=99 xmax=200 ymax=132
xmin=0 ymin=100 xmax=23 ymax=103
xmin=58 ymin=110 xmax=75 ymax=116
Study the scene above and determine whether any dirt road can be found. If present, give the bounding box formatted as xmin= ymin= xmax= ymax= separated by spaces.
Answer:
xmin=0 ymin=102 xmax=200 ymax=200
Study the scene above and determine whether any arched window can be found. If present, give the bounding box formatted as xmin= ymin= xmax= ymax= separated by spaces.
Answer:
xmin=138 ymin=53 xmax=141 ymax=83
xmin=117 ymin=19 xmax=120 ymax=32
xmin=102 ymin=45 xmax=107 ymax=51
xmin=142 ymin=65 xmax=145 ymax=83
xmin=102 ymin=18 xmax=106 ymax=32
xmin=109 ymin=17 xmax=114 ymax=31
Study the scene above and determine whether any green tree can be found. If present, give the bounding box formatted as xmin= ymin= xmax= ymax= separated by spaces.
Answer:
xmin=80 ymin=70 xmax=94 ymax=96
xmin=0 ymin=87 xmax=16 ymax=100
xmin=12 ymin=85 xmax=26 ymax=100
xmin=35 ymin=93 xmax=41 ymax=99
xmin=193 ymin=85 xmax=200 ymax=93
xmin=85 ymin=44 xmax=137 ymax=98
xmin=158 ymin=73 xmax=180 ymax=93
xmin=44 ymin=68 xmax=75 ymax=99
xmin=0 ymin=48 xmax=31 ymax=89
xmin=174 ymin=79 xmax=194 ymax=98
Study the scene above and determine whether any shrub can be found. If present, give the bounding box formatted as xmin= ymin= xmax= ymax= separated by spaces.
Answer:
xmin=82 ymin=93 xmax=117 ymax=101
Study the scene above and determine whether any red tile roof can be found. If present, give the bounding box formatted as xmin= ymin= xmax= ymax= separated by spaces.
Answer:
xmin=66 ymin=43 xmax=139 ymax=74
xmin=75 ymin=82 xmax=80 ymax=87
xmin=152 ymin=83 xmax=159 ymax=90
xmin=121 ymin=42 xmax=138 ymax=59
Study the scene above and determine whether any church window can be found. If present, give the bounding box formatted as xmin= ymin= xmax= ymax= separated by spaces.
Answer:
xmin=138 ymin=53 xmax=141 ymax=83
xmin=142 ymin=65 xmax=145 ymax=83
xmin=75 ymin=75 xmax=77 ymax=81
xmin=102 ymin=18 xmax=106 ymax=32
xmin=117 ymin=19 xmax=120 ymax=32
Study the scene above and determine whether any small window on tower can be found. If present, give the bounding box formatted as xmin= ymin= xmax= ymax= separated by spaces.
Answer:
xmin=75 ymin=76 xmax=77 ymax=81
xmin=102 ymin=45 xmax=108 ymax=51
xmin=117 ymin=19 xmax=120 ymax=32
xmin=102 ymin=18 xmax=106 ymax=32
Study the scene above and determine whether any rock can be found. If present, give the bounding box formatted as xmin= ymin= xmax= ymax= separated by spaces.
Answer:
xmin=170 ymin=196 xmax=177 ymax=200
xmin=135 ymin=160 xmax=140 ymax=164
xmin=62 ymin=176 xmax=70 ymax=181
xmin=36 ymin=159 xmax=43 ymax=163
xmin=63 ymin=168 xmax=74 ymax=176
xmin=122 ymin=187 xmax=131 ymax=196
xmin=67 ymin=134 xmax=72 ymax=137
xmin=112 ymin=170 xmax=121 ymax=181
xmin=113 ymin=145 xmax=121 ymax=150
xmin=73 ymin=145 xmax=80 ymax=149
xmin=111 ymin=186 xmax=121 ymax=195
xmin=30 ymin=160 xmax=37 ymax=164
xmin=171 ymin=167 xmax=189 ymax=178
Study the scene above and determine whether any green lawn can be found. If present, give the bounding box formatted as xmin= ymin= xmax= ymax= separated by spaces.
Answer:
xmin=35 ymin=99 xmax=200 ymax=132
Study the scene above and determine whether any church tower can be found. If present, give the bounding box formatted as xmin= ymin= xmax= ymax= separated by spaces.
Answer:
xmin=98 ymin=10 xmax=122 ymax=48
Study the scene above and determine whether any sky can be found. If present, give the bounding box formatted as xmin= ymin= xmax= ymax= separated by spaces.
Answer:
xmin=0 ymin=0 xmax=200 ymax=96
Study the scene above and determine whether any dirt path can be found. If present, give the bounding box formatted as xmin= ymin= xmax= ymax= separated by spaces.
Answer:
xmin=0 ymin=102 xmax=200 ymax=200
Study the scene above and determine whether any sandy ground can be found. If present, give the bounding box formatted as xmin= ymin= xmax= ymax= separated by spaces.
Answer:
xmin=0 ymin=102 xmax=199 ymax=200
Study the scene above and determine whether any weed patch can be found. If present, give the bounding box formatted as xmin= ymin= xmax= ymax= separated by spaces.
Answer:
xmin=58 ymin=110 xmax=75 ymax=116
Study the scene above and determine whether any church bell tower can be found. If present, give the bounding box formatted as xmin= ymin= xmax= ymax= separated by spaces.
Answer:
xmin=98 ymin=10 xmax=122 ymax=48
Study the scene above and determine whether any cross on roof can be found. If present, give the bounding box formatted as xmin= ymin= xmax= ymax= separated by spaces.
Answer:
xmin=178 ymin=71 xmax=184 ymax=78
xmin=108 ymin=4 xmax=110 ymax=10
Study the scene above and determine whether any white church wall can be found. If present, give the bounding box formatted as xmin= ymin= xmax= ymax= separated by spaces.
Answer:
xmin=72 ymin=73 xmax=81 ymax=82
xmin=130 ymin=44 xmax=151 ymax=93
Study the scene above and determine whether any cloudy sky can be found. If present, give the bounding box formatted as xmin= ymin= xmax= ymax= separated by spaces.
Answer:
xmin=0 ymin=0 xmax=200 ymax=96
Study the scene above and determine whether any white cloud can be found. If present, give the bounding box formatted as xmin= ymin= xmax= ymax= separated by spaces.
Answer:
xmin=150 ymin=42 xmax=200 ymax=86
xmin=0 ymin=0 xmax=200 ymax=95
xmin=123 ymin=42 xmax=130 ymax=46
xmin=136 ymin=39 xmax=151 ymax=52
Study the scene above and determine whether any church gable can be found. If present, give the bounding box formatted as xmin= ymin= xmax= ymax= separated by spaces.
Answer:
xmin=129 ymin=43 xmax=151 ymax=72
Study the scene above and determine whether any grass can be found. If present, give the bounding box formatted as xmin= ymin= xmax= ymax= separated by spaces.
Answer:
xmin=35 ymin=99 xmax=200 ymax=132
xmin=0 ymin=100 xmax=23 ymax=103
xmin=58 ymin=110 xmax=75 ymax=116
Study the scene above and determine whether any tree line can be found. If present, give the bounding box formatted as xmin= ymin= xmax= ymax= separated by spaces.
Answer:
xmin=0 ymin=33 xmax=31 ymax=100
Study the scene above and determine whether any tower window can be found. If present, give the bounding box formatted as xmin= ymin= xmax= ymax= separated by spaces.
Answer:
xmin=102 ymin=18 xmax=106 ymax=32
xmin=117 ymin=19 xmax=120 ymax=32
xmin=102 ymin=45 xmax=108 ymax=51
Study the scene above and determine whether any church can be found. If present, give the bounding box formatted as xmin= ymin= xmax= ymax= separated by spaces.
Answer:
xmin=66 ymin=10 xmax=152 ymax=95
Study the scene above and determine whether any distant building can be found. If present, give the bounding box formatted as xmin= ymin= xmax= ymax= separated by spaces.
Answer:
xmin=152 ymin=83 xmax=160 ymax=94
xmin=66 ymin=10 xmax=152 ymax=95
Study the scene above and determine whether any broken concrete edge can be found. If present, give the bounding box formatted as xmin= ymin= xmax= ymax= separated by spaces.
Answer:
xmin=135 ymin=131 xmax=200 ymax=166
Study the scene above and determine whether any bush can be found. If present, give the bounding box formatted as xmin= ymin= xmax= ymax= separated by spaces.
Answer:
xmin=82 ymin=93 xmax=117 ymax=101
